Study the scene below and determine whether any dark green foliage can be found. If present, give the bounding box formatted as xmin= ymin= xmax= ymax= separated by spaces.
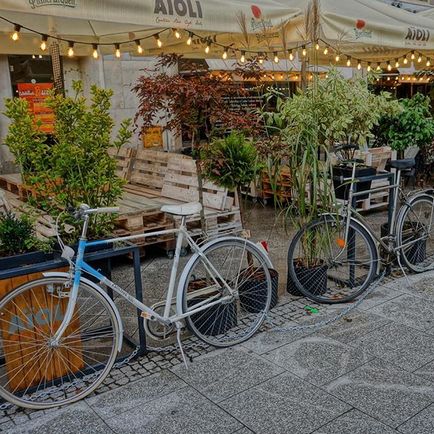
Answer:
xmin=0 ymin=212 xmax=51 ymax=256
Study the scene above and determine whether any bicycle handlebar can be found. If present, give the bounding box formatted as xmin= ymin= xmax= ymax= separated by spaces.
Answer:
xmin=70 ymin=204 xmax=120 ymax=220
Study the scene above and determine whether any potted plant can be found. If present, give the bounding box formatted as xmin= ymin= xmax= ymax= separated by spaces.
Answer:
xmin=200 ymin=131 xmax=279 ymax=310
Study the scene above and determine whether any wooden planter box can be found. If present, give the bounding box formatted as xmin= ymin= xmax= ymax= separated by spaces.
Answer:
xmin=0 ymin=251 xmax=83 ymax=391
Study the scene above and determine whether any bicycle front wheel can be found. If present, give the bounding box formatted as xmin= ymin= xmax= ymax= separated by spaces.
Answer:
xmin=181 ymin=238 xmax=272 ymax=347
xmin=397 ymin=194 xmax=434 ymax=273
xmin=287 ymin=215 xmax=378 ymax=303
xmin=0 ymin=277 xmax=120 ymax=409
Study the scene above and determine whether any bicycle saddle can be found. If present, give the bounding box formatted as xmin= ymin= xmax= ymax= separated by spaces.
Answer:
xmin=389 ymin=159 xmax=415 ymax=170
xmin=161 ymin=202 xmax=202 ymax=216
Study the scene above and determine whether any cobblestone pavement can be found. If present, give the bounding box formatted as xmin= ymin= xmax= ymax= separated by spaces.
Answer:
xmin=1 ymin=204 xmax=433 ymax=433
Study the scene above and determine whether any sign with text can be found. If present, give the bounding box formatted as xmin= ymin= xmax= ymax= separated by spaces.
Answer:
xmin=17 ymin=83 xmax=55 ymax=134
xmin=142 ymin=126 xmax=163 ymax=148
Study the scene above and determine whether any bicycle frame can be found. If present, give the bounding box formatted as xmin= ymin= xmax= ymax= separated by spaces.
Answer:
xmin=53 ymin=216 xmax=236 ymax=344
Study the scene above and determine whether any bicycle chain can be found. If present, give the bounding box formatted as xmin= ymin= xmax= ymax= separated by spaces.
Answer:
xmin=0 ymin=273 xmax=385 ymax=412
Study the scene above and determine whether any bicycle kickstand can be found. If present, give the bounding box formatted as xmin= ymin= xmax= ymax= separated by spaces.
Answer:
xmin=175 ymin=322 xmax=189 ymax=369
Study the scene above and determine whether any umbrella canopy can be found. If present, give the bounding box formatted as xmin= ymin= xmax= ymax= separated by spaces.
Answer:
xmin=0 ymin=0 xmax=434 ymax=60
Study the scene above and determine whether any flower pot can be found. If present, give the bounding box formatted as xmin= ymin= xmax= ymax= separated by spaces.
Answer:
xmin=381 ymin=222 xmax=426 ymax=264
xmin=187 ymin=279 xmax=237 ymax=336
xmin=333 ymin=166 xmax=376 ymax=201
xmin=239 ymin=268 xmax=279 ymax=313
xmin=287 ymin=261 xmax=328 ymax=296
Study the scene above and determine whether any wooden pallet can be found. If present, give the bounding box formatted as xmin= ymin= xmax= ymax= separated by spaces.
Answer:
xmin=259 ymin=167 xmax=292 ymax=203
xmin=108 ymin=147 xmax=136 ymax=180
xmin=356 ymin=147 xmax=394 ymax=172
xmin=0 ymin=173 xmax=23 ymax=196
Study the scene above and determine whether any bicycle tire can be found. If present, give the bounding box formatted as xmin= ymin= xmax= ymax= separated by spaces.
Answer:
xmin=287 ymin=214 xmax=378 ymax=304
xmin=0 ymin=277 xmax=120 ymax=409
xmin=397 ymin=193 xmax=434 ymax=273
xmin=180 ymin=238 xmax=272 ymax=347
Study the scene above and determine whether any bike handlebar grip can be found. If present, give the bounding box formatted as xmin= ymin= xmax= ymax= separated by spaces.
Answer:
xmin=87 ymin=207 xmax=120 ymax=215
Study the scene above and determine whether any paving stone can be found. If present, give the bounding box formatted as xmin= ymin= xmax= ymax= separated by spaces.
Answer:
xmin=357 ymin=284 xmax=405 ymax=311
xmin=325 ymin=358 xmax=434 ymax=428
xmin=170 ymin=347 xmax=284 ymax=402
xmin=263 ymin=336 xmax=373 ymax=386
xmin=397 ymin=403 xmax=434 ymax=434
xmin=105 ymin=387 xmax=242 ymax=434
xmin=350 ymin=322 xmax=434 ymax=371
xmin=86 ymin=370 xmax=186 ymax=419
xmin=382 ymin=270 xmax=434 ymax=300
xmin=369 ymin=294 xmax=434 ymax=332
xmin=6 ymin=402 xmax=110 ymax=434
xmin=315 ymin=310 xmax=391 ymax=345
xmin=220 ymin=372 xmax=350 ymax=434
xmin=313 ymin=408 xmax=396 ymax=434
xmin=415 ymin=360 xmax=434 ymax=384
xmin=232 ymin=428 xmax=254 ymax=434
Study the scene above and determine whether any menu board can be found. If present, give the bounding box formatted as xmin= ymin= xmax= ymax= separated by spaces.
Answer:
xmin=17 ymin=83 xmax=55 ymax=134
xmin=223 ymin=95 xmax=263 ymax=112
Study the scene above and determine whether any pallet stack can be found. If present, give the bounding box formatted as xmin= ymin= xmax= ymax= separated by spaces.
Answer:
xmin=258 ymin=166 xmax=292 ymax=204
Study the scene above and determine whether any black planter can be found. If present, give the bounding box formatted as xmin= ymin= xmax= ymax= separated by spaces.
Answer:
xmin=333 ymin=166 xmax=376 ymax=201
xmin=381 ymin=222 xmax=426 ymax=264
xmin=287 ymin=261 xmax=328 ymax=296
xmin=0 ymin=250 xmax=58 ymax=271
xmin=239 ymin=268 xmax=279 ymax=313
xmin=187 ymin=280 xmax=237 ymax=336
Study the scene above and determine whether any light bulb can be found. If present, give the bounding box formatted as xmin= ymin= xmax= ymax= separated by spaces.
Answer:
xmin=323 ymin=47 xmax=328 ymax=55
xmin=346 ymin=57 xmax=351 ymax=67
xmin=186 ymin=32 xmax=192 ymax=45
xmin=376 ymin=63 xmax=381 ymax=71
xmin=11 ymin=25 xmax=20 ymax=41
xmin=92 ymin=44 xmax=99 ymax=59
xmin=173 ymin=29 xmax=181 ymax=39
xmin=258 ymin=56 xmax=264 ymax=64
xmin=315 ymin=42 xmax=320 ymax=50
xmin=154 ymin=35 xmax=162 ymax=48
xmin=403 ymin=57 xmax=408 ymax=65
xmin=240 ymin=51 xmax=246 ymax=63
xmin=427 ymin=59 xmax=431 ymax=67
xmin=395 ymin=59 xmax=400 ymax=68
xmin=302 ymin=46 xmax=307 ymax=57
xmin=418 ymin=55 xmax=422 ymax=63
xmin=222 ymin=48 xmax=228 ymax=60
xmin=136 ymin=40 xmax=143 ymax=54
xmin=411 ymin=51 xmax=415 ymax=60
xmin=205 ymin=42 xmax=210 ymax=54
xmin=357 ymin=61 xmax=362 ymax=70
xmin=40 ymin=35 xmax=48 ymax=51
xmin=115 ymin=44 xmax=121 ymax=58
xmin=273 ymin=52 xmax=279 ymax=63
xmin=387 ymin=76 xmax=390 ymax=81
xmin=288 ymin=50 xmax=294 ymax=61
xmin=67 ymin=41 xmax=74 ymax=57
xmin=367 ymin=63 xmax=371 ymax=72
xmin=335 ymin=54 xmax=340 ymax=62
xmin=387 ymin=62 xmax=392 ymax=71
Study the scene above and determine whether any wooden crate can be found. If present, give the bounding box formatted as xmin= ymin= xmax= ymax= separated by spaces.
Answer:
xmin=0 ymin=268 xmax=84 ymax=391
xmin=108 ymin=147 xmax=135 ymax=180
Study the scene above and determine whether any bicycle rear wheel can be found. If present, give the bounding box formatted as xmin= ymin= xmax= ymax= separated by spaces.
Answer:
xmin=181 ymin=238 xmax=272 ymax=347
xmin=0 ymin=277 xmax=120 ymax=409
xmin=397 ymin=194 xmax=434 ymax=273
xmin=287 ymin=214 xmax=378 ymax=303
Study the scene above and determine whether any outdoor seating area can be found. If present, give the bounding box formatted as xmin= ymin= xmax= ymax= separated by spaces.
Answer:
xmin=0 ymin=0 xmax=433 ymax=432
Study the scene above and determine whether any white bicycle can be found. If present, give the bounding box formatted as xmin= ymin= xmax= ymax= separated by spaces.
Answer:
xmin=0 ymin=202 xmax=273 ymax=409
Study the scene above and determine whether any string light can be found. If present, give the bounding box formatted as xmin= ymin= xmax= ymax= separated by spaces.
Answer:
xmin=387 ymin=61 xmax=392 ymax=71
xmin=135 ymin=39 xmax=143 ymax=54
xmin=302 ymin=45 xmax=307 ymax=57
xmin=114 ymin=43 xmax=121 ymax=58
xmin=240 ymin=50 xmax=246 ymax=63
xmin=288 ymin=50 xmax=294 ymax=61
xmin=411 ymin=50 xmax=415 ymax=60
xmin=38 ymin=54 xmax=42 ymax=59
xmin=357 ymin=60 xmax=362 ymax=70
xmin=40 ymin=34 xmax=48 ymax=51
xmin=258 ymin=53 xmax=264 ymax=64
xmin=323 ymin=47 xmax=328 ymax=55
xmin=11 ymin=24 xmax=21 ymax=41
xmin=67 ymin=41 xmax=74 ymax=57
xmin=418 ymin=54 xmax=422 ymax=63
xmin=186 ymin=32 xmax=193 ymax=45
xmin=205 ymin=41 xmax=211 ymax=54
xmin=387 ymin=76 xmax=390 ymax=81
xmin=154 ymin=34 xmax=162 ymax=48
xmin=273 ymin=52 xmax=279 ymax=63
xmin=346 ymin=56 xmax=351 ymax=67
xmin=395 ymin=58 xmax=400 ymax=68
xmin=222 ymin=47 xmax=228 ymax=60
xmin=367 ymin=62 xmax=371 ymax=72
xmin=315 ymin=42 xmax=320 ymax=50
xmin=335 ymin=53 xmax=340 ymax=62
xmin=376 ymin=62 xmax=381 ymax=71
xmin=92 ymin=43 xmax=99 ymax=59
xmin=427 ymin=58 xmax=431 ymax=67
xmin=173 ymin=28 xmax=181 ymax=39
xmin=403 ymin=56 xmax=408 ymax=65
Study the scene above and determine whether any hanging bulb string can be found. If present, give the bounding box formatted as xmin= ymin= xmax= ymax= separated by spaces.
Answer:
xmin=0 ymin=14 xmax=432 ymax=68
